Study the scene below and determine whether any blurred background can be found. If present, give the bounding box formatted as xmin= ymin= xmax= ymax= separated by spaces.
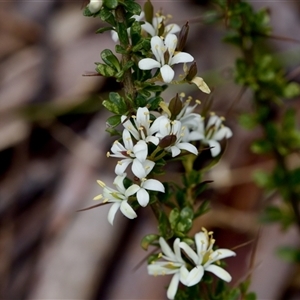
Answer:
xmin=0 ymin=0 xmax=300 ymax=299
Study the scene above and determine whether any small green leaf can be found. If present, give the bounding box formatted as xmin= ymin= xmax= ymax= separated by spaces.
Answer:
xmin=106 ymin=115 xmax=121 ymax=127
xmin=101 ymin=49 xmax=121 ymax=71
xmin=122 ymin=1 xmax=141 ymax=15
xmin=104 ymin=0 xmax=118 ymax=9
xmin=96 ymin=63 xmax=116 ymax=77
xmin=141 ymin=234 xmax=159 ymax=250
xmin=277 ymin=246 xmax=300 ymax=263
xmin=96 ymin=26 xmax=114 ymax=34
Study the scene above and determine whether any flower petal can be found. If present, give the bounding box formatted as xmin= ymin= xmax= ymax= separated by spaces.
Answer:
xmin=120 ymin=200 xmax=137 ymax=220
xmin=160 ymin=64 xmax=175 ymax=83
xmin=151 ymin=36 xmax=165 ymax=63
xmin=125 ymin=184 xmax=140 ymax=197
xmin=207 ymin=140 xmax=221 ymax=157
xmin=205 ymin=249 xmax=236 ymax=266
xmin=179 ymin=242 xmax=198 ymax=265
xmin=205 ymin=264 xmax=232 ymax=282
xmin=159 ymin=237 xmax=176 ymax=261
xmin=164 ymin=33 xmax=177 ymax=59
xmin=107 ymin=202 xmax=120 ymax=225
xmin=213 ymin=127 xmax=233 ymax=140
xmin=138 ymin=58 xmax=161 ymax=70
xmin=170 ymin=52 xmax=194 ymax=65
xmin=137 ymin=188 xmax=149 ymax=207
xmin=167 ymin=273 xmax=180 ymax=300
xmin=185 ymin=266 xmax=204 ymax=286
xmin=170 ymin=145 xmax=181 ymax=157
xmin=142 ymin=179 xmax=165 ymax=193
xmin=178 ymin=142 xmax=198 ymax=156
xmin=115 ymin=158 xmax=132 ymax=175
xmin=141 ymin=22 xmax=156 ymax=36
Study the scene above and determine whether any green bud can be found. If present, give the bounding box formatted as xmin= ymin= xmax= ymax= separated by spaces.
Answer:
xmin=144 ymin=0 xmax=154 ymax=23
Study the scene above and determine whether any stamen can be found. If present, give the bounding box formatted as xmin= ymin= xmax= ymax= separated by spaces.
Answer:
xmin=97 ymin=180 xmax=106 ymax=187
xmin=106 ymin=152 xmax=110 ymax=157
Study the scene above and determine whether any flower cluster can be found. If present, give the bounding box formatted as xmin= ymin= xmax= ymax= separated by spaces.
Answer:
xmin=148 ymin=228 xmax=236 ymax=300
xmin=94 ymin=97 xmax=232 ymax=224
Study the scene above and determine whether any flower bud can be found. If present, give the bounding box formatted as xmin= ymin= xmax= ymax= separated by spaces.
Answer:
xmin=177 ymin=22 xmax=189 ymax=51
xmin=159 ymin=134 xmax=177 ymax=148
xmin=185 ymin=61 xmax=198 ymax=81
xmin=168 ymin=94 xmax=182 ymax=119
xmin=88 ymin=0 xmax=103 ymax=14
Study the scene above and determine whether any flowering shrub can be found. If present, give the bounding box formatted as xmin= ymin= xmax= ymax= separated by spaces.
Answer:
xmin=82 ymin=0 xmax=300 ymax=298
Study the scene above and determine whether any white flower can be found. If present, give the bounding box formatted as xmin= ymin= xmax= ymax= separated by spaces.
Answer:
xmin=108 ymin=129 xmax=154 ymax=176
xmin=156 ymin=119 xmax=198 ymax=157
xmin=121 ymin=107 xmax=160 ymax=145
xmin=94 ymin=174 xmax=137 ymax=225
xmin=188 ymin=114 xmax=233 ymax=157
xmin=179 ymin=228 xmax=236 ymax=286
xmin=88 ymin=0 xmax=103 ymax=13
xmin=138 ymin=34 xmax=194 ymax=83
xmin=129 ymin=162 xmax=165 ymax=207
xmin=142 ymin=15 xmax=180 ymax=37
xmin=148 ymin=237 xmax=190 ymax=300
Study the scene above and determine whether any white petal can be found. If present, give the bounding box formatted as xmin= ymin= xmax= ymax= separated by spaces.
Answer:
xmin=173 ymin=239 xmax=183 ymax=262
xmin=137 ymin=188 xmax=149 ymax=207
xmin=164 ymin=33 xmax=177 ymax=58
xmin=160 ymin=64 xmax=175 ymax=83
xmin=165 ymin=24 xmax=181 ymax=35
xmin=178 ymin=142 xmax=198 ymax=156
xmin=125 ymin=184 xmax=140 ymax=197
xmin=133 ymin=140 xmax=148 ymax=161
xmin=170 ymin=52 xmax=194 ymax=65
xmin=151 ymin=36 xmax=165 ymax=63
xmin=142 ymin=179 xmax=165 ymax=193
xmin=113 ymin=174 xmax=127 ymax=192
xmin=179 ymin=242 xmax=198 ymax=265
xmin=146 ymin=136 xmax=160 ymax=145
xmin=159 ymin=237 xmax=176 ymax=261
xmin=213 ymin=127 xmax=233 ymax=140
xmin=185 ymin=266 xmax=204 ymax=286
xmin=122 ymin=118 xmax=139 ymax=140
xmin=205 ymin=249 xmax=236 ymax=266
xmin=108 ymin=202 xmax=120 ymax=225
xmin=120 ymin=201 xmax=137 ymax=220
xmin=207 ymin=140 xmax=221 ymax=157
xmin=123 ymin=129 xmax=133 ymax=150
xmin=138 ymin=58 xmax=161 ymax=70
xmin=195 ymin=232 xmax=208 ymax=256
xmin=188 ymin=131 xmax=205 ymax=141
xmin=207 ymin=115 xmax=220 ymax=129
xmin=170 ymin=145 xmax=181 ymax=157
xmin=115 ymin=159 xmax=132 ymax=175
xmin=141 ymin=22 xmax=156 ymax=36
xmin=136 ymin=107 xmax=150 ymax=127
xmin=148 ymin=262 xmax=179 ymax=276
xmin=205 ymin=264 xmax=232 ymax=282
xmin=167 ymin=273 xmax=180 ymax=300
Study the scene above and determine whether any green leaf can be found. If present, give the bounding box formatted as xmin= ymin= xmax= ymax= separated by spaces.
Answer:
xmin=277 ymin=246 xmax=300 ymax=263
xmin=96 ymin=63 xmax=116 ymax=77
xmin=141 ymin=234 xmax=159 ymax=250
xmin=116 ymin=22 xmax=129 ymax=45
xmin=101 ymin=49 xmax=121 ymax=71
xmin=102 ymin=92 xmax=127 ymax=115
xmin=99 ymin=8 xmax=116 ymax=25
xmin=96 ymin=26 xmax=114 ymax=34
xmin=122 ymin=1 xmax=141 ymax=15
xmin=283 ymin=82 xmax=300 ymax=98
xmin=130 ymin=21 xmax=141 ymax=45
xmin=106 ymin=115 xmax=121 ymax=127
xmin=158 ymin=210 xmax=173 ymax=239
xmin=104 ymin=0 xmax=118 ymax=9
xmin=169 ymin=208 xmax=180 ymax=229
xmin=194 ymin=200 xmax=210 ymax=218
